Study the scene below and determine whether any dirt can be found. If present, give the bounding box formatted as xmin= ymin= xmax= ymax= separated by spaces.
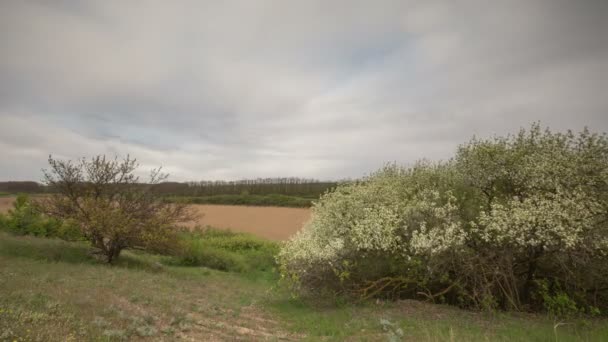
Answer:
xmin=0 ymin=197 xmax=13 ymax=214
xmin=0 ymin=196 xmax=310 ymax=240
xmin=187 ymin=204 xmax=310 ymax=240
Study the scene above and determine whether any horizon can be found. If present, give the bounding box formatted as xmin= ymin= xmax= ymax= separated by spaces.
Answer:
xmin=1 ymin=1 xmax=606 ymax=181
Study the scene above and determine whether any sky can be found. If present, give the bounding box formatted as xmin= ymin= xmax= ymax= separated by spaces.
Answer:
xmin=0 ymin=0 xmax=606 ymax=182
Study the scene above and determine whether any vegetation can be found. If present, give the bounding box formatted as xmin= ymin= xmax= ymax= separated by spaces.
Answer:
xmin=0 ymin=178 xmax=337 ymax=201
xmin=279 ymin=124 xmax=608 ymax=315
xmin=173 ymin=227 xmax=279 ymax=272
xmin=0 ymin=181 xmax=43 ymax=193
xmin=1 ymin=194 xmax=277 ymax=274
xmin=3 ymin=123 xmax=608 ymax=339
xmin=165 ymin=193 xmax=314 ymax=207
xmin=178 ymin=178 xmax=337 ymax=197
xmin=38 ymin=155 xmax=192 ymax=263
xmin=0 ymin=193 xmax=81 ymax=240
xmin=2 ymin=232 xmax=608 ymax=341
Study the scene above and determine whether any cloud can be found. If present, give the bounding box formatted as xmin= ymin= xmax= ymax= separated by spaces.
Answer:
xmin=0 ymin=0 xmax=606 ymax=181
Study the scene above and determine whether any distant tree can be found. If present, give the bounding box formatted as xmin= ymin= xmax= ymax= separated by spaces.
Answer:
xmin=39 ymin=155 xmax=192 ymax=263
xmin=0 ymin=181 xmax=43 ymax=193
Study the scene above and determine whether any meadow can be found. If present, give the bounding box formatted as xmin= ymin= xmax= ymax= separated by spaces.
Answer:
xmin=2 ymin=231 xmax=608 ymax=341
xmin=2 ymin=124 xmax=608 ymax=341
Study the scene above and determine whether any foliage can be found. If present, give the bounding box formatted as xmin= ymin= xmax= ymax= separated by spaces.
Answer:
xmin=0 ymin=181 xmax=43 ymax=193
xmin=38 ymin=155 xmax=192 ymax=263
xmin=173 ymin=227 xmax=279 ymax=272
xmin=278 ymin=123 xmax=608 ymax=314
xmin=535 ymin=280 xmax=580 ymax=318
xmin=166 ymin=193 xmax=314 ymax=207
xmin=0 ymin=178 xmax=338 ymax=198
xmin=180 ymin=178 xmax=337 ymax=197
xmin=0 ymin=194 xmax=81 ymax=240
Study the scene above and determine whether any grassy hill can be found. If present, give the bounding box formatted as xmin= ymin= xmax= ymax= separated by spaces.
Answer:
xmin=1 ymin=232 xmax=607 ymax=341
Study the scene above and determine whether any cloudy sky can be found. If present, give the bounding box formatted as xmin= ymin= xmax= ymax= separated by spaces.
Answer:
xmin=0 ymin=0 xmax=606 ymax=181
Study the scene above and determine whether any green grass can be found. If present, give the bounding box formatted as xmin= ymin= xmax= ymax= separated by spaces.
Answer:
xmin=0 ymin=191 xmax=11 ymax=197
xmin=171 ymin=228 xmax=280 ymax=273
xmin=165 ymin=193 xmax=315 ymax=207
xmin=1 ymin=232 xmax=608 ymax=341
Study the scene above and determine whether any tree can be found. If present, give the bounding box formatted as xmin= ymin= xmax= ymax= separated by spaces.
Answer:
xmin=278 ymin=124 xmax=608 ymax=313
xmin=39 ymin=155 xmax=192 ymax=263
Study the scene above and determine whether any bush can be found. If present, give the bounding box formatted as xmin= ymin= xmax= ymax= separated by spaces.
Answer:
xmin=0 ymin=194 xmax=83 ymax=240
xmin=179 ymin=239 xmax=246 ymax=272
xmin=4 ymin=194 xmax=42 ymax=235
xmin=278 ymin=124 xmax=608 ymax=314
xmin=0 ymin=213 xmax=7 ymax=230
xmin=39 ymin=155 xmax=191 ymax=263
xmin=174 ymin=228 xmax=279 ymax=272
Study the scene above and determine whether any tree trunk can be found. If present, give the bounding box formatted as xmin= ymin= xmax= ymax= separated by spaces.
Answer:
xmin=521 ymin=247 xmax=543 ymax=305
xmin=106 ymin=243 xmax=122 ymax=264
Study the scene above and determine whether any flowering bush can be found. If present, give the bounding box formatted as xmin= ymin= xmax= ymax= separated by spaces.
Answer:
xmin=278 ymin=124 xmax=608 ymax=313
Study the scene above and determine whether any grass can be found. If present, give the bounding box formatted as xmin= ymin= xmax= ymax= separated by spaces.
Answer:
xmin=0 ymin=191 xmax=11 ymax=197
xmin=2 ymin=232 xmax=608 ymax=341
xmin=165 ymin=193 xmax=315 ymax=207
xmin=172 ymin=228 xmax=280 ymax=273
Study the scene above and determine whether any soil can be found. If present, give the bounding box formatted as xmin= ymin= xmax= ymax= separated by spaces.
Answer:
xmin=187 ymin=204 xmax=310 ymax=240
xmin=0 ymin=197 xmax=12 ymax=214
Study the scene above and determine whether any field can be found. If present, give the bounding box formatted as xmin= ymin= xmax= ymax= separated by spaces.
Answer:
xmin=165 ymin=194 xmax=315 ymax=208
xmin=188 ymin=205 xmax=310 ymax=240
xmin=0 ymin=196 xmax=309 ymax=241
xmin=0 ymin=197 xmax=12 ymax=213
xmin=2 ymin=232 xmax=608 ymax=341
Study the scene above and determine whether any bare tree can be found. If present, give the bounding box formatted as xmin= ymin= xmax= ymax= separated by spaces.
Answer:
xmin=39 ymin=155 xmax=192 ymax=263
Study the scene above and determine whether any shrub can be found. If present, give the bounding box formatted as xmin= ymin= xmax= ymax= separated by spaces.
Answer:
xmin=5 ymin=194 xmax=42 ymax=236
xmin=179 ymin=241 xmax=246 ymax=272
xmin=0 ymin=194 xmax=80 ymax=240
xmin=175 ymin=228 xmax=279 ymax=272
xmin=38 ymin=155 xmax=192 ymax=263
xmin=278 ymin=124 xmax=608 ymax=313
xmin=0 ymin=213 xmax=7 ymax=230
xmin=536 ymin=280 xmax=580 ymax=318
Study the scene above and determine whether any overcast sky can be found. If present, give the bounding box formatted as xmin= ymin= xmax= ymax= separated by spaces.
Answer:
xmin=0 ymin=0 xmax=606 ymax=181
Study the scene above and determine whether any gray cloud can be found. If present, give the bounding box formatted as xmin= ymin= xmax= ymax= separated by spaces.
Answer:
xmin=0 ymin=0 xmax=606 ymax=181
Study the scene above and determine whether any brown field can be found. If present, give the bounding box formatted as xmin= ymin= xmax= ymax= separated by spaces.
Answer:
xmin=0 ymin=197 xmax=12 ymax=214
xmin=187 ymin=204 xmax=310 ymax=240
xmin=0 ymin=196 xmax=310 ymax=240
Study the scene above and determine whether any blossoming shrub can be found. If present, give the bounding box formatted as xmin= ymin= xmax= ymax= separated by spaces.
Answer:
xmin=278 ymin=124 xmax=608 ymax=313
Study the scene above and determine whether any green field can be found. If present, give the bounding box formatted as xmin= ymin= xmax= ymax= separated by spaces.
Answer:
xmin=164 ymin=193 xmax=315 ymax=207
xmin=1 ymin=232 xmax=607 ymax=341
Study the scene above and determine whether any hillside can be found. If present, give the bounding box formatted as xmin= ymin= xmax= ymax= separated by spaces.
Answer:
xmin=1 ymin=232 xmax=607 ymax=341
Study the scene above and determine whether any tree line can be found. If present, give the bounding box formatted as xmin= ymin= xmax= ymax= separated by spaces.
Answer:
xmin=1 ymin=178 xmax=339 ymax=198
xmin=0 ymin=181 xmax=44 ymax=193
xmin=182 ymin=178 xmax=338 ymax=197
